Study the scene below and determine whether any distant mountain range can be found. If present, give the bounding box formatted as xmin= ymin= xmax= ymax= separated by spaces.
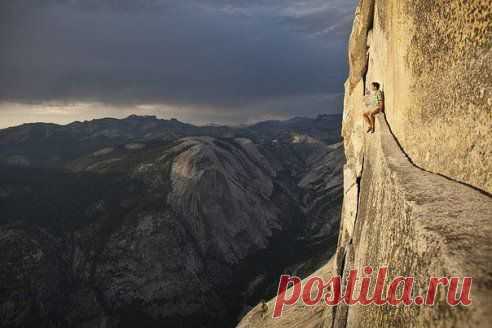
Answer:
xmin=0 ymin=114 xmax=344 ymax=328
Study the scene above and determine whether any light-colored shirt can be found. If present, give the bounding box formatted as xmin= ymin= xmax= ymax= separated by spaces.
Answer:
xmin=374 ymin=90 xmax=384 ymax=107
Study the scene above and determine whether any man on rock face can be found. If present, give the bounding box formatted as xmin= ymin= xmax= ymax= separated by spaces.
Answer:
xmin=363 ymin=82 xmax=384 ymax=133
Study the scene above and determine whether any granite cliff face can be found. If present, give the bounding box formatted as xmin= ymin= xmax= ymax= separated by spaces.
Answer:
xmin=346 ymin=0 xmax=491 ymax=194
xmin=336 ymin=2 xmax=491 ymax=326
xmin=238 ymin=1 xmax=491 ymax=327
xmin=0 ymin=115 xmax=344 ymax=328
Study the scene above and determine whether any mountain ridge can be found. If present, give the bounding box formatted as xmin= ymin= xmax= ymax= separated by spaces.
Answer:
xmin=0 ymin=115 xmax=345 ymax=327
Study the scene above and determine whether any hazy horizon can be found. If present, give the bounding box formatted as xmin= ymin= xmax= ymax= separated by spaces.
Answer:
xmin=0 ymin=106 xmax=343 ymax=130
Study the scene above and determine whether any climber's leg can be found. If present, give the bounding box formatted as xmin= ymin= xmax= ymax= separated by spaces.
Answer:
xmin=369 ymin=113 xmax=376 ymax=133
xmin=369 ymin=108 xmax=382 ymax=133
xmin=363 ymin=111 xmax=373 ymax=132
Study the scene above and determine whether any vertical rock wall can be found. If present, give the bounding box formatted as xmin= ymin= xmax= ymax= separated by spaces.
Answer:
xmin=347 ymin=0 xmax=492 ymax=194
xmin=237 ymin=1 xmax=491 ymax=327
xmin=337 ymin=0 xmax=492 ymax=327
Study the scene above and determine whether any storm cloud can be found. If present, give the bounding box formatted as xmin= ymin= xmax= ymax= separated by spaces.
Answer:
xmin=0 ymin=0 xmax=357 ymax=126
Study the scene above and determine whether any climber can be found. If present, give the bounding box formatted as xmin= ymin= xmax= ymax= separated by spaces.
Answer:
xmin=363 ymin=82 xmax=384 ymax=133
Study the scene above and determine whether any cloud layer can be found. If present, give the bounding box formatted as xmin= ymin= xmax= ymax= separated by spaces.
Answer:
xmin=0 ymin=0 xmax=356 ymax=126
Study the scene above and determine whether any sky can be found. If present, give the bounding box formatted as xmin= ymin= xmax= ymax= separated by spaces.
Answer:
xmin=0 ymin=0 xmax=357 ymax=128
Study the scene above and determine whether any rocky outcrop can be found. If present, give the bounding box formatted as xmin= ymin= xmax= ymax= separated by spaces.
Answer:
xmin=237 ymin=258 xmax=336 ymax=328
xmin=335 ymin=115 xmax=492 ymax=328
xmin=0 ymin=117 xmax=344 ymax=328
xmin=347 ymin=0 xmax=492 ymax=193
xmin=239 ymin=1 xmax=491 ymax=327
xmin=339 ymin=0 xmax=492 ymax=327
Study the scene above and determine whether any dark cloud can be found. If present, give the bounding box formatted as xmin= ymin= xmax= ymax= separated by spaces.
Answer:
xmin=0 ymin=0 xmax=357 ymax=125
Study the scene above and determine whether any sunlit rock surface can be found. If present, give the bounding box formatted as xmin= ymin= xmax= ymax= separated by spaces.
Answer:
xmin=339 ymin=0 xmax=492 ymax=327
xmin=240 ymin=1 xmax=491 ymax=327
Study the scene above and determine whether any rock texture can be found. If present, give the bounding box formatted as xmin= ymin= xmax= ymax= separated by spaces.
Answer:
xmin=0 ymin=115 xmax=344 ymax=328
xmin=239 ymin=1 xmax=492 ymax=327
xmin=350 ymin=0 xmax=492 ymax=193
xmin=338 ymin=0 xmax=492 ymax=327
xmin=237 ymin=258 xmax=336 ymax=328
xmin=335 ymin=116 xmax=492 ymax=328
